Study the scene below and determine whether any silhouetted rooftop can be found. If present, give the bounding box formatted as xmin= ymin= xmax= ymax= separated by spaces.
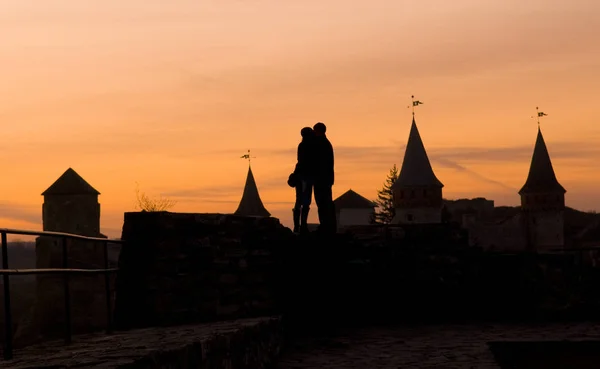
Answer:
xmin=234 ymin=166 xmax=271 ymax=217
xmin=519 ymin=127 xmax=566 ymax=194
xmin=41 ymin=168 xmax=100 ymax=196
xmin=392 ymin=117 xmax=443 ymax=189
xmin=334 ymin=189 xmax=376 ymax=209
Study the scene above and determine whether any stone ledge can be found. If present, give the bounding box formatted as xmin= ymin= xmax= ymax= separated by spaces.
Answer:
xmin=4 ymin=316 xmax=282 ymax=369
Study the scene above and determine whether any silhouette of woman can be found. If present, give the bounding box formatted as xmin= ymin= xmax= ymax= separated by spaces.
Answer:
xmin=289 ymin=127 xmax=315 ymax=233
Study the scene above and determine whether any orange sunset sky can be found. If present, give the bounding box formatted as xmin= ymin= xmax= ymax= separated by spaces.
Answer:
xmin=1 ymin=0 xmax=600 ymax=238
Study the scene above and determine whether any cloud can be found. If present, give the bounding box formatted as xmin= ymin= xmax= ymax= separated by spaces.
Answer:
xmin=165 ymin=143 xmax=520 ymax=199
xmin=245 ymin=138 xmax=600 ymax=167
xmin=428 ymin=141 xmax=600 ymax=164
xmin=432 ymin=157 xmax=516 ymax=191
xmin=198 ymin=138 xmax=597 ymax=194
xmin=0 ymin=203 xmax=41 ymax=225
xmin=161 ymin=174 xmax=290 ymax=200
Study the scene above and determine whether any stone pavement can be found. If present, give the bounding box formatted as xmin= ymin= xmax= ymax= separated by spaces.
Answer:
xmin=275 ymin=322 xmax=600 ymax=368
xmin=3 ymin=316 xmax=282 ymax=369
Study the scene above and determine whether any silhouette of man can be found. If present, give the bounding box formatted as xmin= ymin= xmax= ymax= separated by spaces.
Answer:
xmin=291 ymin=127 xmax=315 ymax=233
xmin=312 ymin=122 xmax=336 ymax=233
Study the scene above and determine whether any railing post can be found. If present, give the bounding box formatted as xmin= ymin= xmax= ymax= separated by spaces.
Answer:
xmin=0 ymin=228 xmax=122 ymax=360
xmin=62 ymin=237 xmax=72 ymax=344
xmin=103 ymin=240 xmax=113 ymax=334
xmin=1 ymin=232 xmax=13 ymax=360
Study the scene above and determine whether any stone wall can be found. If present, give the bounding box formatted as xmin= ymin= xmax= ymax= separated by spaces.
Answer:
xmin=114 ymin=212 xmax=292 ymax=330
xmin=464 ymin=214 xmax=528 ymax=251
xmin=283 ymin=224 xmax=600 ymax=330
xmin=42 ymin=194 xmax=101 ymax=236
xmin=108 ymin=212 xmax=600 ymax=335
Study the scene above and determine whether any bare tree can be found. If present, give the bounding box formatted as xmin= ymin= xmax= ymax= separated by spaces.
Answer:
xmin=135 ymin=182 xmax=177 ymax=212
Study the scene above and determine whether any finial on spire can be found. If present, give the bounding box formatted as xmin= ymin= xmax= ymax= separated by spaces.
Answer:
xmin=240 ymin=149 xmax=256 ymax=166
xmin=532 ymin=106 xmax=548 ymax=127
xmin=409 ymin=95 xmax=424 ymax=117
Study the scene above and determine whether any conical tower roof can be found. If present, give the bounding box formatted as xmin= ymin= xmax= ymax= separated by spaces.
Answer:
xmin=392 ymin=117 xmax=443 ymax=189
xmin=42 ymin=168 xmax=100 ymax=196
xmin=234 ymin=166 xmax=271 ymax=217
xmin=519 ymin=127 xmax=566 ymax=194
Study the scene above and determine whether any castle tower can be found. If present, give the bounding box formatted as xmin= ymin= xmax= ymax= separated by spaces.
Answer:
xmin=234 ymin=166 xmax=271 ymax=217
xmin=519 ymin=127 xmax=566 ymax=251
xmin=22 ymin=168 xmax=109 ymax=342
xmin=391 ymin=117 xmax=444 ymax=224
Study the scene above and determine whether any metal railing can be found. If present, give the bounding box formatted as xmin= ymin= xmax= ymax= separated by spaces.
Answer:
xmin=0 ymin=228 xmax=124 ymax=361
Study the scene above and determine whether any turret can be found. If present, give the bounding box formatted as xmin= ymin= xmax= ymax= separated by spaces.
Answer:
xmin=234 ymin=165 xmax=271 ymax=217
xmin=519 ymin=126 xmax=566 ymax=251
xmin=391 ymin=117 xmax=444 ymax=224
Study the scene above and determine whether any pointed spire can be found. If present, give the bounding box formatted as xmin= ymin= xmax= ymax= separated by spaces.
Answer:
xmin=392 ymin=117 xmax=443 ymax=189
xmin=519 ymin=127 xmax=565 ymax=194
xmin=234 ymin=166 xmax=271 ymax=217
xmin=42 ymin=168 xmax=100 ymax=196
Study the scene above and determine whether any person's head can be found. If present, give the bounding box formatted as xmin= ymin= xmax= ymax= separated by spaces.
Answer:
xmin=300 ymin=127 xmax=313 ymax=138
xmin=313 ymin=122 xmax=326 ymax=136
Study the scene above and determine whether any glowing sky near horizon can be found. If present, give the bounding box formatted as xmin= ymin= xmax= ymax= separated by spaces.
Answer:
xmin=1 ymin=0 xmax=600 ymax=238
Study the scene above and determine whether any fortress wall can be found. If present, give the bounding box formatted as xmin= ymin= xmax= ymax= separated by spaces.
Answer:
xmin=114 ymin=212 xmax=292 ymax=330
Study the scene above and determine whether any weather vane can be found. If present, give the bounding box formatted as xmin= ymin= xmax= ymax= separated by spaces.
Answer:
xmin=240 ymin=149 xmax=256 ymax=166
xmin=532 ymin=106 xmax=548 ymax=127
xmin=408 ymin=95 xmax=424 ymax=116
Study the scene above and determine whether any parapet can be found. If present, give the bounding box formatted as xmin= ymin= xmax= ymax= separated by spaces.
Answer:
xmin=114 ymin=212 xmax=293 ymax=330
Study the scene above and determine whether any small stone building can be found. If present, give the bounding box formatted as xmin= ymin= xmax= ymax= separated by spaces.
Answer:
xmin=15 ymin=168 xmax=110 ymax=344
xmin=334 ymin=189 xmax=376 ymax=227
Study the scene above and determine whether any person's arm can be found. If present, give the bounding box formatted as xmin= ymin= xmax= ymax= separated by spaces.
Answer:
xmin=328 ymin=142 xmax=335 ymax=186
xmin=294 ymin=143 xmax=302 ymax=174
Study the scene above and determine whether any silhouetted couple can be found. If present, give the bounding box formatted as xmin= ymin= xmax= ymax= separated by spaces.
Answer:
xmin=288 ymin=122 xmax=336 ymax=234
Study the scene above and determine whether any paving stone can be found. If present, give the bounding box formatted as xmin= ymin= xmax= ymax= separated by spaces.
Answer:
xmin=275 ymin=322 xmax=600 ymax=368
xmin=3 ymin=316 xmax=282 ymax=369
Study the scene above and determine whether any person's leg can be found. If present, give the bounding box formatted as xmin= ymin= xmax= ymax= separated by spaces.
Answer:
xmin=319 ymin=184 xmax=336 ymax=233
xmin=293 ymin=185 xmax=302 ymax=233
xmin=313 ymin=182 xmax=325 ymax=228
xmin=300 ymin=180 xmax=313 ymax=233
xmin=328 ymin=187 xmax=337 ymax=233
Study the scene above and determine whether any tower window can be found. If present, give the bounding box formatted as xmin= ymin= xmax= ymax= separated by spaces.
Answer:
xmin=423 ymin=189 xmax=428 ymax=196
xmin=407 ymin=214 xmax=414 ymax=221
xmin=410 ymin=190 xmax=415 ymax=198
xmin=400 ymin=191 xmax=404 ymax=199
